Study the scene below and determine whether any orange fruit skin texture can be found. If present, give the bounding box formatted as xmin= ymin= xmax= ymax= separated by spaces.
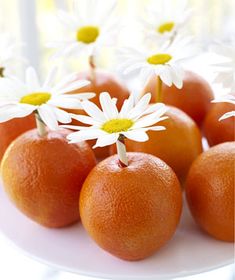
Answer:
xmin=1 ymin=129 xmax=96 ymax=228
xmin=69 ymin=71 xmax=130 ymax=161
xmin=122 ymin=106 xmax=203 ymax=183
xmin=144 ymin=71 xmax=214 ymax=127
xmin=203 ymin=102 xmax=235 ymax=146
xmin=80 ymin=153 xmax=182 ymax=261
xmin=0 ymin=115 xmax=35 ymax=161
xmin=186 ymin=142 xmax=235 ymax=242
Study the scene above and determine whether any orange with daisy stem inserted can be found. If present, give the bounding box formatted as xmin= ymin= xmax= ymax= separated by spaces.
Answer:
xmin=0 ymin=33 xmax=37 ymax=161
xmin=144 ymin=71 xmax=214 ymax=127
xmin=68 ymin=71 xmax=130 ymax=160
xmin=1 ymin=129 xmax=96 ymax=228
xmin=137 ymin=1 xmax=213 ymax=127
xmin=117 ymin=38 xmax=203 ymax=183
xmin=80 ymin=152 xmax=182 ymax=261
xmin=65 ymin=92 xmax=182 ymax=261
xmin=49 ymin=0 xmax=130 ymax=160
xmin=0 ymin=66 xmax=97 ymax=228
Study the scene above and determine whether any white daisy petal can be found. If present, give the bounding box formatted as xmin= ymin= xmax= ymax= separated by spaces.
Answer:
xmin=70 ymin=114 xmax=101 ymax=126
xmin=93 ymin=133 xmax=118 ymax=148
xmin=67 ymin=129 xmax=106 ymax=143
xmin=100 ymin=92 xmax=119 ymax=119
xmin=26 ymin=67 xmax=41 ymax=91
xmin=132 ymin=105 xmax=168 ymax=128
xmin=123 ymin=130 xmax=149 ymax=142
xmin=56 ymin=82 xmax=90 ymax=95
xmin=50 ymin=44 xmax=73 ymax=60
xmin=133 ymin=114 xmax=163 ymax=129
xmin=65 ymin=93 xmax=96 ymax=100
xmin=0 ymin=33 xmax=26 ymax=77
xmin=213 ymin=94 xmax=235 ymax=105
xmin=54 ymin=78 xmax=90 ymax=94
xmin=219 ymin=111 xmax=235 ymax=121
xmin=212 ymin=93 xmax=235 ymax=121
xmin=61 ymin=125 xmax=90 ymax=130
xmin=139 ymin=67 xmax=154 ymax=86
xmin=37 ymin=104 xmax=59 ymax=130
xmin=57 ymin=10 xmax=78 ymax=30
xmin=170 ymin=64 xmax=184 ymax=89
xmin=210 ymin=41 xmax=235 ymax=92
xmin=53 ymin=107 xmax=72 ymax=124
xmin=65 ymin=42 xmax=84 ymax=57
xmin=48 ymin=96 xmax=82 ymax=109
xmin=0 ymin=104 xmax=35 ymax=122
xmin=82 ymin=100 xmax=106 ymax=122
xmin=129 ymin=93 xmax=152 ymax=120
xmin=123 ymin=62 xmax=147 ymax=75
xmin=149 ymin=125 xmax=166 ymax=131
xmin=159 ymin=66 xmax=173 ymax=87
xmin=96 ymin=0 xmax=117 ymax=24
xmin=43 ymin=66 xmax=58 ymax=89
xmin=53 ymin=73 xmax=81 ymax=91
xmin=120 ymin=94 xmax=135 ymax=117
xmin=112 ymin=98 xmax=118 ymax=105
xmin=143 ymin=102 xmax=167 ymax=115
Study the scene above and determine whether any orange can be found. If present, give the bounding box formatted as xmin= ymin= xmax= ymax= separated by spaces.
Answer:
xmin=0 ymin=115 xmax=35 ymax=161
xmin=203 ymin=102 xmax=235 ymax=146
xmin=185 ymin=142 xmax=235 ymax=242
xmin=144 ymin=71 xmax=214 ymax=127
xmin=72 ymin=71 xmax=130 ymax=110
xmin=120 ymin=106 xmax=203 ymax=183
xmin=80 ymin=153 xmax=182 ymax=261
xmin=1 ymin=129 xmax=96 ymax=228
xmin=69 ymin=71 xmax=130 ymax=161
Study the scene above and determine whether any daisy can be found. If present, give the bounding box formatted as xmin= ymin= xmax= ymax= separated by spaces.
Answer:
xmin=49 ymin=0 xmax=118 ymax=61
xmin=63 ymin=92 xmax=168 ymax=166
xmin=0 ymin=66 xmax=95 ymax=135
xmin=210 ymin=40 xmax=235 ymax=92
xmin=118 ymin=35 xmax=197 ymax=89
xmin=0 ymin=33 xmax=26 ymax=77
xmin=212 ymin=93 xmax=235 ymax=121
xmin=140 ymin=0 xmax=192 ymax=42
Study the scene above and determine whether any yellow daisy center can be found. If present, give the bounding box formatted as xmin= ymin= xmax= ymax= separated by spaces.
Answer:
xmin=76 ymin=26 xmax=100 ymax=44
xmin=102 ymin=119 xmax=134 ymax=134
xmin=147 ymin=53 xmax=172 ymax=65
xmin=158 ymin=22 xmax=175 ymax=34
xmin=20 ymin=92 xmax=51 ymax=106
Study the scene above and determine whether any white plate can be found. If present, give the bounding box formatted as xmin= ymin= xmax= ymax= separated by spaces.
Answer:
xmin=0 ymin=183 xmax=233 ymax=280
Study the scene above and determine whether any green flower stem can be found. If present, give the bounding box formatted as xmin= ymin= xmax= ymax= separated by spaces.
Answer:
xmin=156 ymin=76 xmax=163 ymax=103
xmin=89 ymin=55 xmax=96 ymax=81
xmin=0 ymin=67 xmax=5 ymax=77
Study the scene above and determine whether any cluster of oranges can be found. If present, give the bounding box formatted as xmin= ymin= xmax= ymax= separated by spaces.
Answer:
xmin=0 ymin=70 xmax=234 ymax=261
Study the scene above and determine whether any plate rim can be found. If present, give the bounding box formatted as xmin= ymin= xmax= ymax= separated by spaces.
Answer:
xmin=0 ymin=229 xmax=234 ymax=280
